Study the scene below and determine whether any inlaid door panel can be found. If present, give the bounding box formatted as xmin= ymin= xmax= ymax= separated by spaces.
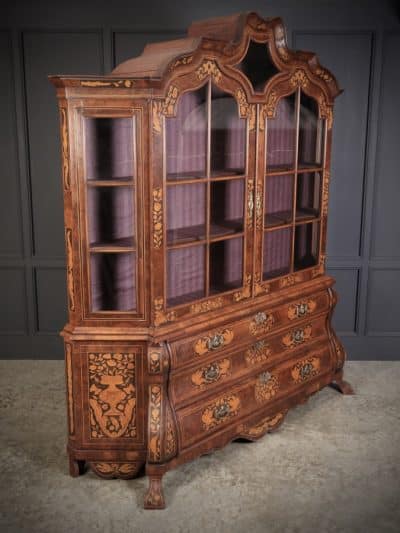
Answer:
xmin=79 ymin=343 xmax=145 ymax=448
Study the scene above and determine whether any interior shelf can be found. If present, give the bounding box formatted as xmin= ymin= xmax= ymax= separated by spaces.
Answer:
xmin=265 ymin=208 xmax=319 ymax=229
xmin=87 ymin=178 xmax=134 ymax=186
xmin=167 ymin=224 xmax=206 ymax=246
xmin=89 ymin=236 xmax=135 ymax=252
xmin=167 ymin=221 xmax=244 ymax=247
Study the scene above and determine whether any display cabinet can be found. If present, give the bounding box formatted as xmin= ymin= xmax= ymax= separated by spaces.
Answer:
xmin=50 ymin=12 xmax=353 ymax=509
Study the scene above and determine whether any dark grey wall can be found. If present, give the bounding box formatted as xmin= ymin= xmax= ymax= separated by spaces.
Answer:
xmin=1 ymin=0 xmax=399 ymax=359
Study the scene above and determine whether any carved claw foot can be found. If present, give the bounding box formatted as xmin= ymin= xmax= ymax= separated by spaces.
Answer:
xmin=69 ymin=457 xmax=85 ymax=477
xmin=330 ymin=373 xmax=354 ymax=395
xmin=144 ymin=476 xmax=165 ymax=509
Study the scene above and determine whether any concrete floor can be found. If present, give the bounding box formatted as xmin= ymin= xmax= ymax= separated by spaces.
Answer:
xmin=0 ymin=361 xmax=399 ymax=533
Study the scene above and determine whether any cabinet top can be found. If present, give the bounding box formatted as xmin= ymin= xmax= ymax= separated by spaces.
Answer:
xmin=48 ymin=11 xmax=341 ymax=100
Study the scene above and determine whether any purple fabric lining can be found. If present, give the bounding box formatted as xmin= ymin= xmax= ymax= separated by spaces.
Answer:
xmin=265 ymin=174 xmax=293 ymax=214
xmin=166 ymin=88 xmax=207 ymax=177
xmin=263 ymin=228 xmax=291 ymax=278
xmin=211 ymin=179 xmax=244 ymax=224
xmin=266 ymin=96 xmax=296 ymax=169
xmin=90 ymin=253 xmax=136 ymax=311
xmin=85 ymin=117 xmax=134 ymax=179
xmin=167 ymin=245 xmax=205 ymax=304
xmin=298 ymin=95 xmax=320 ymax=166
xmin=211 ymin=92 xmax=246 ymax=173
xmin=296 ymin=172 xmax=321 ymax=214
xmin=87 ymin=186 xmax=135 ymax=246
xmin=294 ymin=222 xmax=319 ymax=270
xmin=210 ymin=237 xmax=243 ymax=291
xmin=167 ymin=183 xmax=206 ymax=231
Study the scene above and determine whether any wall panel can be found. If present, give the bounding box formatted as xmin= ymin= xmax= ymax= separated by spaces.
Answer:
xmin=0 ymin=1 xmax=399 ymax=359
xmin=366 ymin=268 xmax=400 ymax=334
xmin=328 ymin=268 xmax=359 ymax=334
xmin=23 ymin=31 xmax=103 ymax=258
xmin=34 ymin=267 xmax=67 ymax=333
xmin=0 ymin=32 xmax=23 ymax=258
xmin=113 ymin=31 xmax=183 ymax=67
xmin=293 ymin=32 xmax=372 ymax=259
xmin=370 ymin=33 xmax=400 ymax=259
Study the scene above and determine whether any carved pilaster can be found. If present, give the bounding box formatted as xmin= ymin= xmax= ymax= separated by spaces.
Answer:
xmin=65 ymin=228 xmax=75 ymax=312
xmin=147 ymin=344 xmax=178 ymax=464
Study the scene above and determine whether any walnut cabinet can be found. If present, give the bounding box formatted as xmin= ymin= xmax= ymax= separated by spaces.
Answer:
xmin=50 ymin=12 xmax=353 ymax=509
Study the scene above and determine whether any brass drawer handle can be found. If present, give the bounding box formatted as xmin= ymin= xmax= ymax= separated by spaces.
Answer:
xmin=282 ymin=324 xmax=312 ymax=349
xmin=291 ymin=356 xmax=321 ymax=383
xmin=258 ymin=371 xmax=272 ymax=384
xmin=194 ymin=329 xmax=234 ymax=356
xmin=214 ymin=402 xmax=231 ymax=420
xmin=207 ymin=334 xmax=224 ymax=350
xmin=249 ymin=311 xmax=274 ymax=335
xmin=191 ymin=359 xmax=231 ymax=388
xmin=288 ymin=299 xmax=317 ymax=320
xmin=201 ymin=395 xmax=241 ymax=430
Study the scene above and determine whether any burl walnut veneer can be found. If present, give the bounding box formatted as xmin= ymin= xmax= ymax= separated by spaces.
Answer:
xmin=50 ymin=12 xmax=354 ymax=509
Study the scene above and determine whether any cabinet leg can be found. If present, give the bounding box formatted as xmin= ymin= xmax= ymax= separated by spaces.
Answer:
xmin=69 ymin=457 xmax=85 ymax=477
xmin=330 ymin=372 xmax=354 ymax=395
xmin=143 ymin=474 xmax=165 ymax=509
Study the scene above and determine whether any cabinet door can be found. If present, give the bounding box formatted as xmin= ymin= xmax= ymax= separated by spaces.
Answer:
xmin=255 ymin=88 xmax=326 ymax=291
xmin=78 ymin=107 xmax=144 ymax=318
xmin=164 ymin=81 xmax=251 ymax=310
xmin=79 ymin=343 xmax=145 ymax=448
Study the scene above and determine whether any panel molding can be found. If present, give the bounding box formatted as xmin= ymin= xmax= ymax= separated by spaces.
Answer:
xmin=0 ymin=265 xmax=29 ymax=335
xmin=365 ymin=266 xmax=400 ymax=336
xmin=369 ymin=30 xmax=400 ymax=260
xmin=0 ymin=30 xmax=25 ymax=260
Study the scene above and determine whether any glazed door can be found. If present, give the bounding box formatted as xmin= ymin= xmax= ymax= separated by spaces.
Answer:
xmin=255 ymin=87 xmax=326 ymax=292
xmin=77 ymin=105 xmax=145 ymax=319
xmin=163 ymin=80 xmax=253 ymax=311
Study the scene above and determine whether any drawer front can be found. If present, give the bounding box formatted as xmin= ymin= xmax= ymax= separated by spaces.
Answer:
xmin=169 ymin=290 xmax=330 ymax=369
xmin=170 ymin=314 xmax=328 ymax=408
xmin=176 ymin=347 xmax=332 ymax=449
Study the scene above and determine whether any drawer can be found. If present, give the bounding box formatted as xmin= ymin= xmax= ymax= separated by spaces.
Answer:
xmin=176 ymin=346 xmax=332 ymax=449
xmin=169 ymin=314 xmax=329 ymax=408
xmin=169 ymin=290 xmax=330 ymax=369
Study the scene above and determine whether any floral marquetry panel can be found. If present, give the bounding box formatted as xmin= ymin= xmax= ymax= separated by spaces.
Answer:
xmin=87 ymin=352 xmax=137 ymax=440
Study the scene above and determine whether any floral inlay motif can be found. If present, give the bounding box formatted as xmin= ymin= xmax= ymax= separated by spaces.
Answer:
xmin=88 ymin=353 xmax=136 ymax=439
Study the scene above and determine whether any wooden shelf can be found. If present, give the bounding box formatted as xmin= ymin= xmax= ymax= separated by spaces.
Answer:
xmin=89 ymin=236 xmax=135 ymax=253
xmin=265 ymin=165 xmax=323 ymax=177
xmin=264 ymin=209 xmax=319 ymax=229
xmin=87 ymin=177 xmax=134 ymax=186
xmin=167 ymin=221 xmax=243 ymax=248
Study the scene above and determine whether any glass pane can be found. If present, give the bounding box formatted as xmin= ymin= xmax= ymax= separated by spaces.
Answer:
xmin=298 ymin=93 xmax=325 ymax=168
xmin=167 ymin=245 xmax=206 ymax=306
xmin=166 ymin=86 xmax=207 ymax=180
xmin=236 ymin=40 xmax=279 ymax=92
xmin=266 ymin=93 xmax=296 ymax=172
xmin=87 ymin=186 xmax=135 ymax=248
xmin=210 ymin=237 xmax=243 ymax=294
xmin=294 ymin=222 xmax=320 ymax=271
xmin=263 ymin=228 xmax=292 ymax=280
xmin=84 ymin=117 xmax=134 ymax=181
xmin=167 ymin=183 xmax=206 ymax=245
xmin=210 ymin=179 xmax=244 ymax=237
xmin=90 ymin=253 xmax=136 ymax=311
xmin=296 ymin=172 xmax=321 ymax=222
xmin=211 ymin=86 xmax=246 ymax=177
xmin=264 ymin=174 xmax=294 ymax=228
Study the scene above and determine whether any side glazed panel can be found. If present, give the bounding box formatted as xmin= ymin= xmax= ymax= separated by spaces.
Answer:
xmin=73 ymin=104 xmax=146 ymax=321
